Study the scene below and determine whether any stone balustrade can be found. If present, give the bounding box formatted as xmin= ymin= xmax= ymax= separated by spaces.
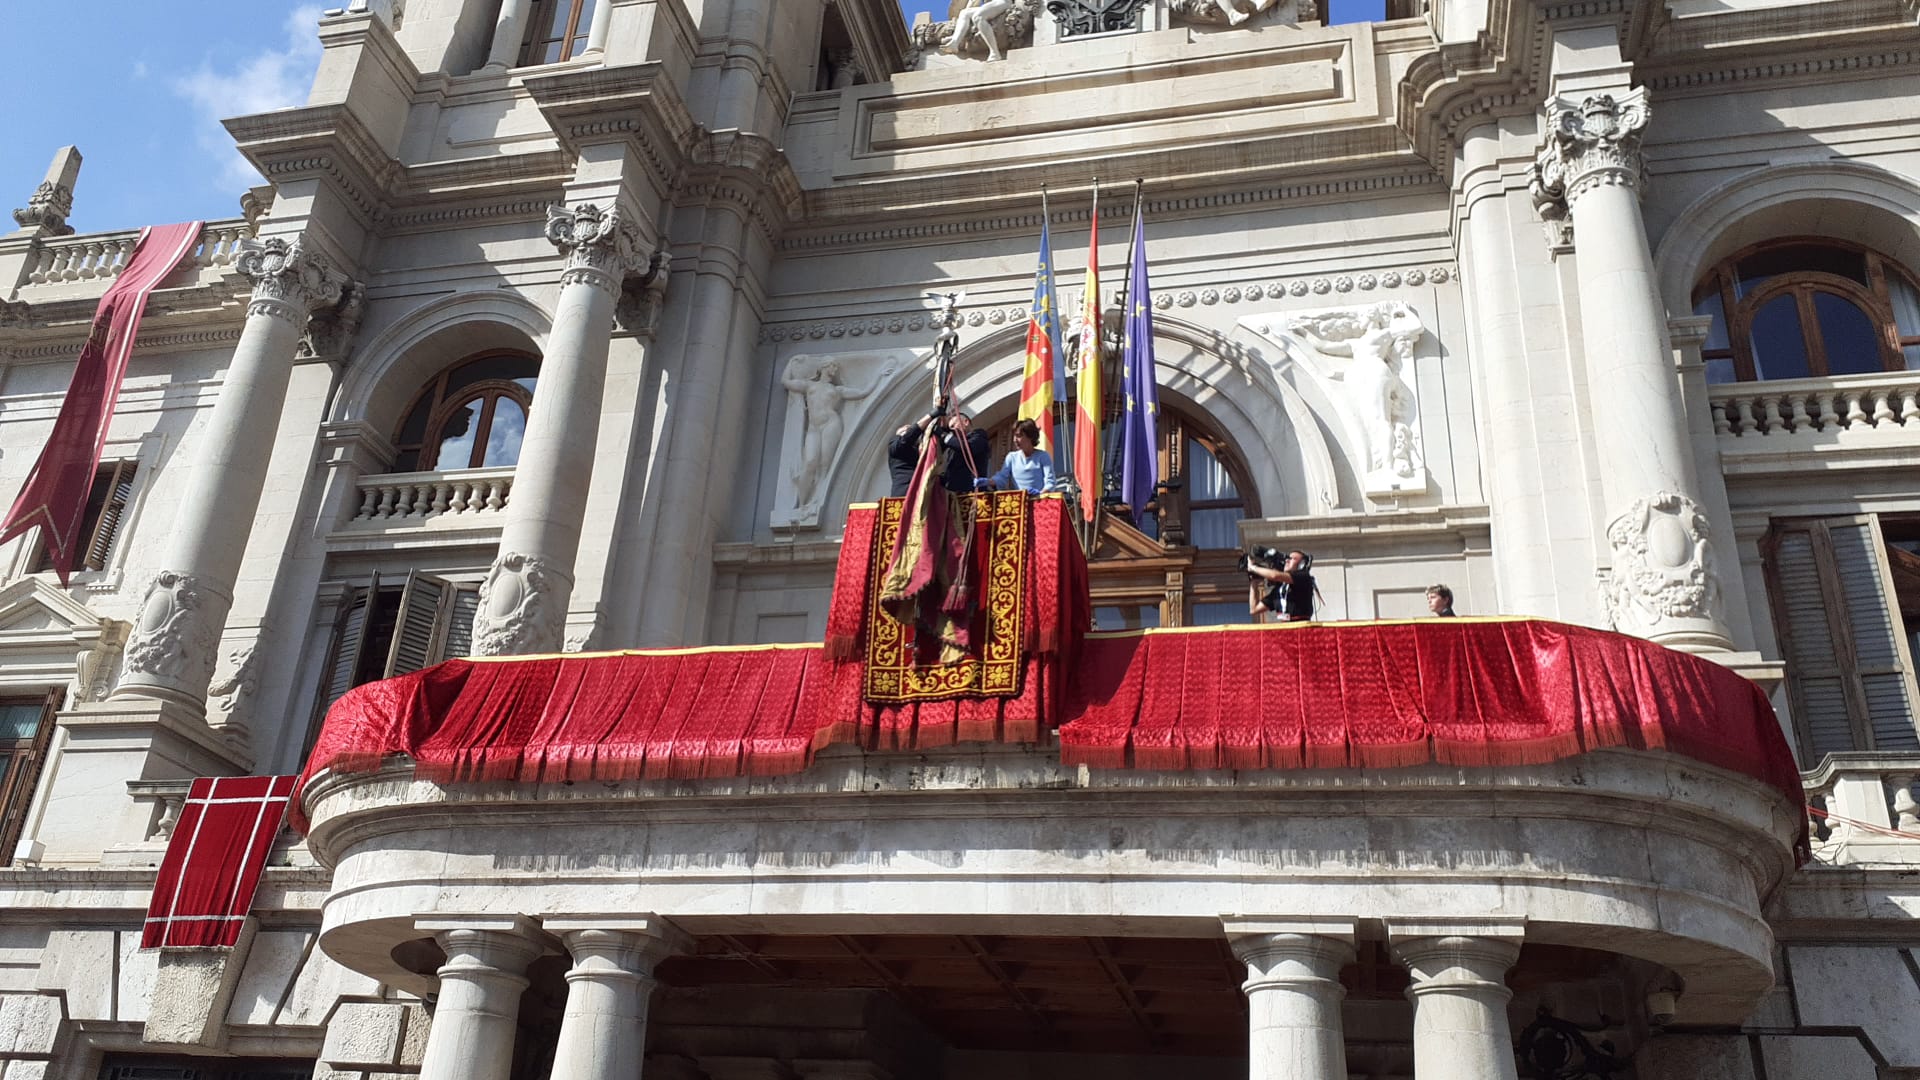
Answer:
xmin=1710 ymin=371 xmax=1920 ymax=438
xmin=1803 ymin=752 xmax=1920 ymax=865
xmin=349 ymin=467 xmax=516 ymax=524
xmin=19 ymin=218 xmax=252 ymax=288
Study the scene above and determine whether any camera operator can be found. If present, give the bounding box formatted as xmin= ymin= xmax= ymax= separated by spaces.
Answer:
xmin=1245 ymin=547 xmax=1315 ymax=622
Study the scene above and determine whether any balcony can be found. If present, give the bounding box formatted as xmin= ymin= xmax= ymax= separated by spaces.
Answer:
xmin=329 ymin=466 xmax=515 ymax=545
xmin=1709 ymin=370 xmax=1920 ymax=475
xmin=9 ymin=218 xmax=254 ymax=303
xmin=1803 ymin=752 xmax=1920 ymax=866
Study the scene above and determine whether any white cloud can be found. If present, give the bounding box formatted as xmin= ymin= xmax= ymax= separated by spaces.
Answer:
xmin=173 ymin=5 xmax=325 ymax=193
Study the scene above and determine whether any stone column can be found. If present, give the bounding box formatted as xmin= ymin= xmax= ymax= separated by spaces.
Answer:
xmin=1531 ymin=88 xmax=1731 ymax=650
xmin=115 ymin=237 xmax=348 ymax=705
xmin=545 ymin=916 xmax=687 ymax=1080
xmin=583 ymin=0 xmax=614 ymax=55
xmin=483 ymin=0 xmax=535 ymax=70
xmin=471 ymin=204 xmax=644 ymax=655
xmin=1225 ymin=919 xmax=1355 ymax=1080
xmin=415 ymin=918 xmax=546 ymax=1080
xmin=1389 ymin=924 xmax=1523 ymax=1080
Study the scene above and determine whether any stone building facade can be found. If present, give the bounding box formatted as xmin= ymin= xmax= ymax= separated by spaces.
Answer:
xmin=0 ymin=0 xmax=1917 ymax=1076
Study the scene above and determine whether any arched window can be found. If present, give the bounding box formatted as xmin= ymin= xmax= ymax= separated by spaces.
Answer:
xmin=519 ymin=0 xmax=597 ymax=65
xmin=982 ymin=403 xmax=1257 ymax=630
xmin=1692 ymin=238 xmax=1920 ymax=383
xmin=391 ymin=352 xmax=539 ymax=472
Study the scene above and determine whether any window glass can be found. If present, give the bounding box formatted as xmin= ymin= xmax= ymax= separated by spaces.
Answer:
xmin=434 ymin=400 xmax=483 ymax=470
xmin=0 ymin=705 xmax=43 ymax=741
xmin=1813 ymin=292 xmax=1883 ymax=376
xmin=1188 ymin=442 xmax=1239 ymax=501
xmin=1736 ymin=244 xmax=1868 ymax=294
xmin=449 ymin=355 xmax=539 ymax=392
xmin=1889 ymin=273 xmax=1920 ymax=369
xmin=1189 ymin=601 xmax=1246 ymax=627
xmin=1190 ymin=508 xmax=1243 ymax=550
xmin=482 ymin=398 xmax=528 ymax=468
xmin=1092 ymin=604 xmax=1161 ymax=631
xmin=1694 ymin=291 xmax=1731 ymax=351
xmin=1749 ymin=294 xmax=1810 ymax=380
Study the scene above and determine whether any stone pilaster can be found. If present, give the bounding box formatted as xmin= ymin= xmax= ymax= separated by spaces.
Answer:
xmin=545 ymin=915 xmax=688 ymax=1080
xmin=1225 ymin=918 xmax=1355 ymax=1080
xmin=1531 ymin=88 xmax=1732 ymax=650
xmin=471 ymin=204 xmax=659 ymax=656
xmin=483 ymin=0 xmax=535 ymax=70
xmin=115 ymin=236 xmax=349 ymax=705
xmin=1389 ymin=922 xmax=1524 ymax=1080
xmin=415 ymin=917 xmax=546 ymax=1080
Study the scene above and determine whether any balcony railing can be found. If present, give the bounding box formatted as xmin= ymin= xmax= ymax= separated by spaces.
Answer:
xmin=1803 ymin=752 xmax=1920 ymax=866
xmin=348 ymin=467 xmax=515 ymax=524
xmin=17 ymin=218 xmax=253 ymax=291
xmin=1710 ymin=370 xmax=1920 ymax=438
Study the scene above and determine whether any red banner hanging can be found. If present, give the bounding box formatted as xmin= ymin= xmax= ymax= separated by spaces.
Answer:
xmin=142 ymin=775 xmax=296 ymax=949
xmin=0 ymin=221 xmax=203 ymax=582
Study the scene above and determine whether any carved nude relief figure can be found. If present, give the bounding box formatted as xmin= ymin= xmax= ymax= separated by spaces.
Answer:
xmin=783 ymin=355 xmax=896 ymax=510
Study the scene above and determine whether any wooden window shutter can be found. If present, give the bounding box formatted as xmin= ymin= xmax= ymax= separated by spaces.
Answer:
xmin=383 ymin=570 xmax=453 ymax=678
xmin=1771 ymin=519 xmax=1920 ymax=760
xmin=82 ymin=460 xmax=137 ymax=571
xmin=441 ymin=583 xmax=481 ymax=661
xmin=0 ymin=688 xmax=60 ymax=867
xmin=313 ymin=572 xmax=382 ymax=726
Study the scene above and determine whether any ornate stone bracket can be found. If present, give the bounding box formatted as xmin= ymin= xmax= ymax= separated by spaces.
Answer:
xmin=1602 ymin=491 xmax=1722 ymax=638
xmin=1047 ymin=0 xmax=1149 ymax=35
xmin=207 ymin=644 xmax=260 ymax=734
xmin=472 ymin=551 xmax=568 ymax=656
xmin=12 ymin=181 xmax=75 ymax=235
xmin=1529 ymin=89 xmax=1651 ymax=227
xmin=298 ymin=280 xmax=368 ymax=361
xmin=546 ymin=203 xmax=648 ymax=296
xmin=236 ymin=236 xmax=351 ymax=326
xmin=122 ymin=570 xmax=232 ymax=696
xmin=614 ymin=246 xmax=673 ymax=338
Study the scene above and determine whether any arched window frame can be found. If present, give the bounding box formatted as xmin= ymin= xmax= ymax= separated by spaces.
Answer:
xmin=391 ymin=351 xmax=539 ymax=472
xmin=519 ymin=0 xmax=596 ymax=66
xmin=1693 ymin=237 xmax=1920 ymax=382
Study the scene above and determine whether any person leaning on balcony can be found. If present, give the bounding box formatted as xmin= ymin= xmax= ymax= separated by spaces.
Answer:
xmin=976 ymin=418 xmax=1058 ymax=495
xmin=1426 ymin=583 xmax=1456 ymax=617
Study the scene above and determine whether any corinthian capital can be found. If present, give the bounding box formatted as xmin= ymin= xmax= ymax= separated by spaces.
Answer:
xmin=236 ymin=236 xmax=350 ymax=325
xmin=546 ymin=203 xmax=644 ymax=295
xmin=1529 ymin=88 xmax=1651 ymax=216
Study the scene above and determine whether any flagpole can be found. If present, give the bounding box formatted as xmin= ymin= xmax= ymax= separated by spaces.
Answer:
xmin=1042 ymin=184 xmax=1070 ymax=485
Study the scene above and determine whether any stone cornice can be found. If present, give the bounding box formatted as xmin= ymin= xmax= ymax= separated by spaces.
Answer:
xmin=225 ymin=102 xmax=401 ymax=229
xmin=680 ymin=130 xmax=808 ymax=242
xmin=523 ymin=62 xmax=700 ymax=204
xmin=784 ymin=167 xmax=1442 ymax=253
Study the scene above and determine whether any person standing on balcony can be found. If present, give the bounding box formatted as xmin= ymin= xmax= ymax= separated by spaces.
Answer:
xmin=1426 ymin=583 xmax=1456 ymax=617
xmin=978 ymin=418 xmax=1058 ymax=495
xmin=889 ymin=409 xmax=942 ymax=498
xmin=1248 ymin=550 xmax=1316 ymax=622
xmin=940 ymin=412 xmax=992 ymax=494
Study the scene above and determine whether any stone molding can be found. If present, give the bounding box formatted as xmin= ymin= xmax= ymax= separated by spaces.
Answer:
xmin=236 ymin=237 xmax=351 ymax=326
xmin=121 ymin=570 xmax=232 ymax=692
xmin=758 ymin=265 xmax=1455 ymax=344
xmin=472 ymin=551 xmax=568 ymax=656
xmin=545 ymin=204 xmax=647 ymax=296
xmin=1530 ymin=88 xmax=1651 ymax=219
xmin=227 ymin=103 xmax=398 ymax=225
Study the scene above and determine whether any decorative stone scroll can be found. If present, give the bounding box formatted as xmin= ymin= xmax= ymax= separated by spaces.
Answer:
xmin=1245 ymin=301 xmax=1432 ymax=498
xmin=1047 ymin=0 xmax=1150 ymax=35
xmin=236 ymin=237 xmax=350 ymax=326
xmin=545 ymin=203 xmax=647 ymax=295
xmin=1530 ymin=89 xmax=1651 ymax=223
xmin=472 ymin=551 xmax=565 ymax=656
xmin=122 ymin=570 xmax=230 ymax=693
xmin=1602 ymin=491 xmax=1721 ymax=637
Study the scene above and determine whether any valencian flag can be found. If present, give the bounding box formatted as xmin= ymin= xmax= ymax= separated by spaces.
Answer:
xmin=0 ymin=222 xmax=202 ymax=583
xmin=1119 ymin=196 xmax=1159 ymax=515
xmin=1071 ymin=190 xmax=1103 ymax=521
xmin=1017 ymin=205 xmax=1063 ymax=458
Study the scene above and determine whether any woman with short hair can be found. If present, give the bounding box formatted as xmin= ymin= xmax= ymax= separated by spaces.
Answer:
xmin=979 ymin=418 xmax=1058 ymax=495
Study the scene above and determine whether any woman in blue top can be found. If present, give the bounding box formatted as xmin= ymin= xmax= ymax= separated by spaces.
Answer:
xmin=979 ymin=418 xmax=1057 ymax=494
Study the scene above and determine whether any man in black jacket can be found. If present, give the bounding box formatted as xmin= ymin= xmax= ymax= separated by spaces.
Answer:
xmin=888 ymin=410 xmax=940 ymax=497
xmin=939 ymin=412 xmax=991 ymax=494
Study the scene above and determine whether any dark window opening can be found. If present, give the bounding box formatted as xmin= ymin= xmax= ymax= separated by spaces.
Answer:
xmin=310 ymin=570 xmax=482 ymax=739
xmin=29 ymin=460 xmax=136 ymax=574
xmin=0 ymin=690 xmax=60 ymax=867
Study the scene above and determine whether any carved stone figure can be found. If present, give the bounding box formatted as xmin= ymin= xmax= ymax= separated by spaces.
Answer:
xmin=945 ymin=0 xmax=1014 ymax=61
xmin=207 ymin=645 xmax=259 ymax=722
xmin=784 ymin=356 xmax=897 ymax=509
xmin=1168 ymin=0 xmax=1295 ymax=25
xmin=1602 ymin=491 xmax=1720 ymax=635
xmin=472 ymin=551 xmax=562 ymax=656
xmin=122 ymin=571 xmax=229 ymax=691
xmin=1283 ymin=301 xmax=1427 ymax=488
xmin=297 ymin=280 xmax=367 ymax=360
xmin=614 ymin=246 xmax=673 ymax=338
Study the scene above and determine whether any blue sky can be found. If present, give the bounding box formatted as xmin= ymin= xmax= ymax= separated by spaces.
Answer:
xmin=1 ymin=0 xmax=1385 ymax=235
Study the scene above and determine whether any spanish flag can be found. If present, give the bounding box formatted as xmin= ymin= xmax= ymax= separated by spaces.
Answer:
xmin=1071 ymin=192 xmax=1103 ymax=521
xmin=1017 ymin=211 xmax=1062 ymax=456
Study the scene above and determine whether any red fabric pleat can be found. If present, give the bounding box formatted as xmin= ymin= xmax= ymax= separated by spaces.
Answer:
xmin=143 ymin=775 xmax=297 ymax=948
xmin=826 ymin=506 xmax=878 ymax=660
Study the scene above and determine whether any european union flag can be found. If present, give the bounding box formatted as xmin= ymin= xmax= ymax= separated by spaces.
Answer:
xmin=1119 ymin=200 xmax=1159 ymax=516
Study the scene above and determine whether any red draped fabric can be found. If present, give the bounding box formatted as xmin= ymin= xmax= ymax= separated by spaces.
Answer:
xmin=296 ymin=616 xmax=1805 ymax=853
xmin=143 ymin=775 xmax=296 ymax=948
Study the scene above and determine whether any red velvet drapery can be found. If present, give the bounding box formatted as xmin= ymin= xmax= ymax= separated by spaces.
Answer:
xmin=296 ymin=616 xmax=1805 ymax=850
xmin=143 ymin=775 xmax=297 ymax=948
